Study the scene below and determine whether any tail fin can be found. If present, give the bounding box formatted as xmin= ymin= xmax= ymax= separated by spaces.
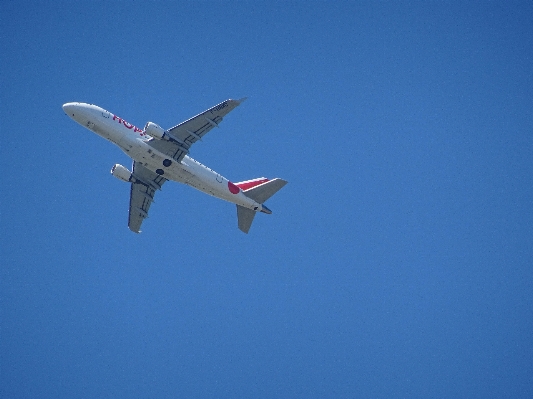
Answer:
xmin=236 ymin=205 xmax=256 ymax=233
xmin=234 ymin=177 xmax=269 ymax=191
xmin=236 ymin=178 xmax=288 ymax=233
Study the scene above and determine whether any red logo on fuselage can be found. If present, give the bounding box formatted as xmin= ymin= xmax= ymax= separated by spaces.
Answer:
xmin=113 ymin=115 xmax=145 ymax=136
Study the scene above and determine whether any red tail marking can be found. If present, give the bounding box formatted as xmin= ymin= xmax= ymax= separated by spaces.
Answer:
xmin=228 ymin=181 xmax=240 ymax=194
xmin=235 ymin=178 xmax=269 ymax=191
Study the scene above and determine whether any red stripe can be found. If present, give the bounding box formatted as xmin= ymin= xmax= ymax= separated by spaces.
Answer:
xmin=235 ymin=178 xmax=269 ymax=190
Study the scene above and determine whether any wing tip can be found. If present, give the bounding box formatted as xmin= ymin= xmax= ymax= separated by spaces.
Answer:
xmin=129 ymin=226 xmax=142 ymax=234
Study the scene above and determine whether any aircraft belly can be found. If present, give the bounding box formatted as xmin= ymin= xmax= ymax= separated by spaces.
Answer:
xmin=103 ymin=128 xmax=259 ymax=207
xmin=116 ymin=140 xmax=260 ymax=208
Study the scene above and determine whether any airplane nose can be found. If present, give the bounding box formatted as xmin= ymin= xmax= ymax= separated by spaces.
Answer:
xmin=63 ymin=102 xmax=76 ymax=115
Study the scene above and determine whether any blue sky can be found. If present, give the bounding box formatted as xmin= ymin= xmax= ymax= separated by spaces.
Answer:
xmin=1 ymin=1 xmax=532 ymax=398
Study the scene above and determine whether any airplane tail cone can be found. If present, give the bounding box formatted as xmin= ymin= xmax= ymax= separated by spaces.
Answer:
xmin=260 ymin=205 xmax=272 ymax=214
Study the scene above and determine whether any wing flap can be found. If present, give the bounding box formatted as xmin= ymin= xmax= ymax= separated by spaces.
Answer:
xmin=128 ymin=162 xmax=166 ymax=233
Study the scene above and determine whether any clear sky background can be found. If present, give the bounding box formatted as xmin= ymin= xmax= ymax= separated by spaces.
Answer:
xmin=1 ymin=1 xmax=532 ymax=398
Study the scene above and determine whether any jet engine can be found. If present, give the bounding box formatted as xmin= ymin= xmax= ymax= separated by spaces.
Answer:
xmin=144 ymin=122 xmax=167 ymax=140
xmin=111 ymin=164 xmax=133 ymax=182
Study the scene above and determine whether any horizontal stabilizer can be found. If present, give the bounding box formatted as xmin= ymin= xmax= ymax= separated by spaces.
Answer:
xmin=243 ymin=178 xmax=288 ymax=203
xmin=237 ymin=205 xmax=256 ymax=234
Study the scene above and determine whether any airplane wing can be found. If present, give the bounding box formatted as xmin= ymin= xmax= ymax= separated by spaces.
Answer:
xmin=128 ymin=162 xmax=167 ymax=233
xmin=147 ymin=98 xmax=246 ymax=163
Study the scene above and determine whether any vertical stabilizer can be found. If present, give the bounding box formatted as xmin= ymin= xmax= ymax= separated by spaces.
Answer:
xmin=237 ymin=205 xmax=256 ymax=234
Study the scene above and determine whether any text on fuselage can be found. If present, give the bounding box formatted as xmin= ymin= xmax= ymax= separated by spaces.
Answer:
xmin=112 ymin=115 xmax=146 ymax=136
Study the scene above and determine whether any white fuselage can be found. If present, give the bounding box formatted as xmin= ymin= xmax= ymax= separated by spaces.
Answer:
xmin=63 ymin=102 xmax=263 ymax=211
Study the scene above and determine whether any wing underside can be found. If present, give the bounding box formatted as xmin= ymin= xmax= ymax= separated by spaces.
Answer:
xmin=147 ymin=98 xmax=246 ymax=163
xmin=128 ymin=162 xmax=166 ymax=233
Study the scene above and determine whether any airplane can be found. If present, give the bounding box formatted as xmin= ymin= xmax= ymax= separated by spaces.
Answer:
xmin=62 ymin=99 xmax=287 ymax=233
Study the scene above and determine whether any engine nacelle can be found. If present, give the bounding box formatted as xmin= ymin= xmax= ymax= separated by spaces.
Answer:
xmin=144 ymin=122 xmax=167 ymax=140
xmin=110 ymin=164 xmax=133 ymax=182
